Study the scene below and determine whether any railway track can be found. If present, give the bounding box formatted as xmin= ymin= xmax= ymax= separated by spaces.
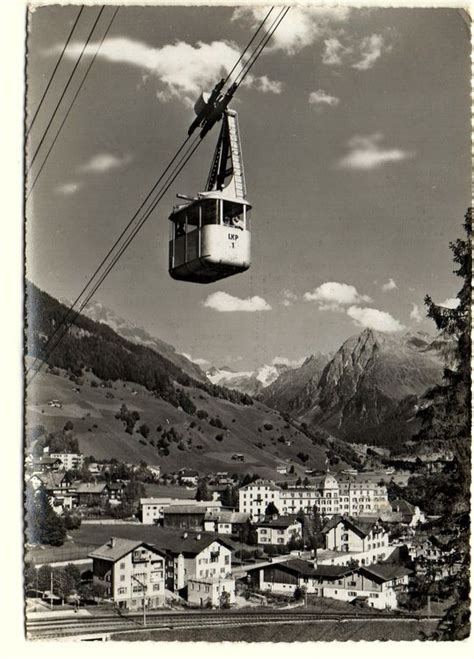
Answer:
xmin=27 ymin=610 xmax=442 ymax=640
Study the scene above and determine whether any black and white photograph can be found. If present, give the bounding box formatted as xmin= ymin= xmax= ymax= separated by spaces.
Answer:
xmin=17 ymin=0 xmax=471 ymax=645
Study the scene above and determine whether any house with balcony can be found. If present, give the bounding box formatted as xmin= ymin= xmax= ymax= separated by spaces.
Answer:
xmin=256 ymin=516 xmax=302 ymax=546
xmin=153 ymin=532 xmax=234 ymax=596
xmin=140 ymin=497 xmax=222 ymax=525
xmin=89 ymin=538 xmax=167 ymax=611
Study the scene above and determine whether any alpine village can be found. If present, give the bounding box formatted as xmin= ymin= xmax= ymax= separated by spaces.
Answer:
xmin=24 ymin=212 xmax=471 ymax=642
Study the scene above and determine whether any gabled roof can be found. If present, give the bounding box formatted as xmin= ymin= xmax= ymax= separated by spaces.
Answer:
xmin=322 ymin=515 xmax=383 ymax=538
xmin=359 ymin=564 xmax=412 ymax=583
xmin=89 ymin=538 xmax=165 ymax=563
xmin=39 ymin=471 xmax=71 ymax=489
xmin=266 ymin=559 xmax=351 ymax=580
xmin=257 ymin=515 xmax=301 ymax=529
xmin=153 ymin=532 xmax=234 ymax=557
xmin=205 ymin=511 xmax=249 ymax=524
xmin=390 ymin=498 xmax=416 ymax=514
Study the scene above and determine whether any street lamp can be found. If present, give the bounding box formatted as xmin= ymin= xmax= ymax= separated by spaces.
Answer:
xmin=131 ymin=574 xmax=147 ymax=627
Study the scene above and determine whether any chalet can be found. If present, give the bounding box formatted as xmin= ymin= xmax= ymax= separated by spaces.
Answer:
xmin=384 ymin=499 xmax=426 ymax=527
xmin=257 ymin=559 xmax=352 ymax=596
xmin=162 ymin=505 xmax=208 ymax=531
xmin=89 ymin=538 xmax=166 ymax=611
xmin=204 ymin=511 xmax=250 ymax=535
xmin=38 ymin=471 xmax=75 ymax=513
xmin=32 ymin=456 xmax=63 ymax=472
xmin=75 ymin=481 xmax=111 ymax=507
xmin=152 ymin=532 xmax=234 ymax=594
xmin=256 ymin=516 xmax=302 ymax=546
xmin=108 ymin=482 xmax=125 ymax=504
xmin=256 ymin=559 xmax=411 ymax=609
xmin=323 ymin=564 xmax=412 ymax=610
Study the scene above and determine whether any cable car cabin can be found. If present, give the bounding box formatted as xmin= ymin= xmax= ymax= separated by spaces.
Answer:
xmin=169 ymin=106 xmax=251 ymax=284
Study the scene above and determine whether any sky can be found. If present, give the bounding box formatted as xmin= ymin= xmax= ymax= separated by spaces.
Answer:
xmin=25 ymin=4 xmax=471 ymax=371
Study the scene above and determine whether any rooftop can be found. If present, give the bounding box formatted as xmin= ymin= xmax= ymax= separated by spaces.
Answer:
xmin=89 ymin=538 xmax=164 ymax=563
xmin=257 ymin=515 xmax=301 ymax=529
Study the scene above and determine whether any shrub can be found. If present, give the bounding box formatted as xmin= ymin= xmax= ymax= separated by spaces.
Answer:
xmin=263 ymin=423 xmax=273 ymax=431
xmin=215 ymin=433 xmax=224 ymax=442
xmin=196 ymin=409 xmax=208 ymax=420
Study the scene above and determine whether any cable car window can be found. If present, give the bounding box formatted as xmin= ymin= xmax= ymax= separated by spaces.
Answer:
xmin=201 ymin=199 xmax=219 ymax=225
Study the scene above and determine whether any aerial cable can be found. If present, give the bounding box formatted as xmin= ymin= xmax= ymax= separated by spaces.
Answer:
xmin=26 ymin=6 xmax=106 ymax=176
xmin=27 ymin=133 xmax=194 ymax=374
xmin=27 ymin=136 xmax=202 ymax=381
xmin=222 ymin=6 xmax=275 ymax=87
xmin=233 ymin=6 xmax=290 ymax=91
xmin=25 ymin=5 xmax=85 ymax=138
xmin=26 ymin=6 xmax=119 ymax=198
xmin=27 ymin=7 xmax=291 ymax=380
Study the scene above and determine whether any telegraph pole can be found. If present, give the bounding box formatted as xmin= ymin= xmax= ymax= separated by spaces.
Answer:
xmin=131 ymin=574 xmax=147 ymax=627
xmin=50 ymin=571 xmax=53 ymax=610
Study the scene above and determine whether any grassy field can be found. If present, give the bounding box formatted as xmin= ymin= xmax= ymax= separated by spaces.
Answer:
xmin=26 ymin=368 xmax=331 ymax=477
xmin=112 ymin=619 xmax=439 ymax=642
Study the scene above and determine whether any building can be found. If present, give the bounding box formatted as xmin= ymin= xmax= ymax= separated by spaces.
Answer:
xmin=238 ymin=473 xmax=390 ymax=521
xmin=257 ymin=559 xmax=352 ymax=596
xmin=140 ymin=497 xmax=222 ymax=525
xmin=204 ymin=511 xmax=250 ymax=535
xmin=255 ymin=559 xmax=411 ymax=609
xmin=256 ymin=516 xmax=302 ymax=546
xmin=179 ymin=469 xmax=199 ymax=485
xmin=32 ymin=456 xmax=63 ymax=472
xmin=153 ymin=532 xmax=233 ymax=594
xmin=163 ymin=505 xmax=208 ymax=531
xmin=89 ymin=538 xmax=167 ymax=611
xmin=323 ymin=564 xmax=412 ymax=609
xmin=38 ymin=471 xmax=75 ymax=513
xmin=323 ymin=515 xmax=389 ymax=553
xmin=75 ymin=482 xmax=111 ymax=507
xmin=49 ymin=452 xmax=84 ymax=471
xmin=187 ymin=576 xmax=236 ymax=607
xmin=238 ymin=480 xmax=282 ymax=520
xmin=385 ymin=499 xmax=426 ymax=527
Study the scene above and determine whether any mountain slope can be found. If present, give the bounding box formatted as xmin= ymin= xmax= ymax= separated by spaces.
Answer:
xmin=293 ymin=329 xmax=445 ymax=442
xmin=259 ymin=353 xmax=331 ymax=411
xmin=25 ymin=282 xmax=338 ymax=476
xmin=68 ymin=300 xmax=207 ymax=383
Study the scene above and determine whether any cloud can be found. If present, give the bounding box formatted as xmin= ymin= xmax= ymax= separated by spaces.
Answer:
xmin=382 ymin=278 xmax=398 ymax=292
xmin=353 ymin=34 xmax=390 ymax=70
xmin=233 ymin=7 xmax=350 ymax=55
xmin=203 ymin=291 xmax=271 ymax=313
xmin=308 ymin=89 xmax=339 ymax=108
xmin=57 ymin=37 xmax=281 ymax=106
xmin=347 ymin=306 xmax=405 ymax=333
xmin=337 ymin=133 xmax=415 ymax=170
xmin=272 ymin=356 xmax=305 ymax=368
xmin=322 ymin=38 xmax=352 ymax=65
xmin=181 ymin=352 xmax=209 ymax=367
xmin=79 ymin=153 xmax=131 ymax=173
xmin=55 ymin=182 xmax=81 ymax=195
xmin=281 ymin=289 xmax=297 ymax=307
xmin=440 ymin=297 xmax=459 ymax=309
xmin=409 ymin=303 xmax=423 ymax=323
xmin=251 ymin=75 xmax=283 ymax=94
xmin=304 ymin=282 xmax=372 ymax=310
xmin=322 ymin=32 xmax=391 ymax=70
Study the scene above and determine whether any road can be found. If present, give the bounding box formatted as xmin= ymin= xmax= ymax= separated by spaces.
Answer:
xmin=26 ymin=608 xmax=442 ymax=641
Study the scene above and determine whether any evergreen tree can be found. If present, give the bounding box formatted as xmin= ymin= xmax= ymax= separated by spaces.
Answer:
xmin=196 ymin=479 xmax=211 ymax=501
xmin=265 ymin=502 xmax=279 ymax=516
xmin=25 ymin=484 xmax=66 ymax=546
xmin=416 ymin=209 xmax=471 ymax=640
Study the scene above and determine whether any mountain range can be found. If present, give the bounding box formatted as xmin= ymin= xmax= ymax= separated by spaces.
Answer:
xmin=260 ymin=328 xmax=446 ymax=445
xmin=28 ymin=283 xmax=446 ymax=462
